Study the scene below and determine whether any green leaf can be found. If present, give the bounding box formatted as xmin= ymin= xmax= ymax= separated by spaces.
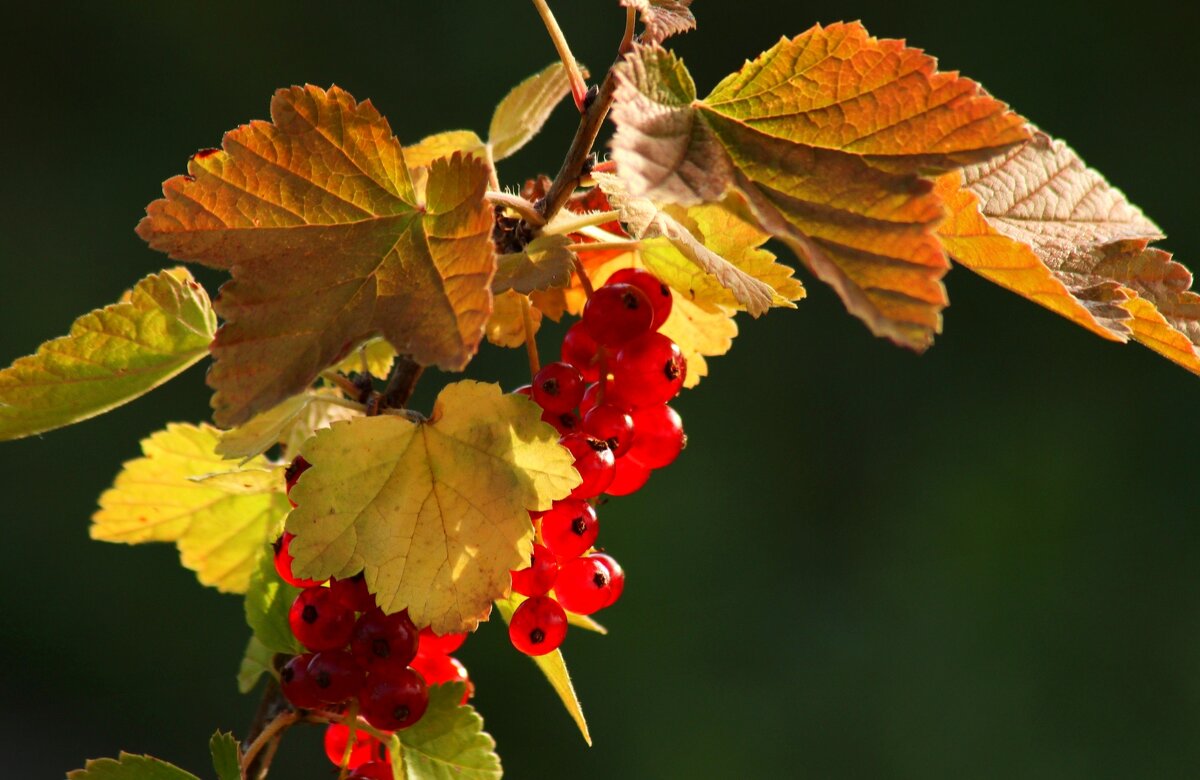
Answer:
xmin=244 ymin=547 xmax=303 ymax=655
xmin=493 ymin=235 xmax=577 ymax=295
xmin=208 ymin=732 xmax=240 ymax=780
xmin=237 ymin=635 xmax=276 ymax=694
xmin=92 ymin=423 xmax=290 ymax=593
xmin=0 ymin=268 xmax=215 ymax=441
xmin=67 ymin=753 xmax=200 ymax=780
xmin=496 ymin=596 xmax=591 ymax=744
xmin=215 ymin=390 xmax=362 ymax=462
xmin=398 ymin=683 xmax=503 ymax=779
xmin=489 ymin=62 xmax=574 ymax=161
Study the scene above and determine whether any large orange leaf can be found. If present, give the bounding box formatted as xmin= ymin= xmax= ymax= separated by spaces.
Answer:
xmin=138 ymin=85 xmax=495 ymax=426
xmin=611 ymin=23 xmax=1030 ymax=351
xmin=940 ymin=131 xmax=1200 ymax=374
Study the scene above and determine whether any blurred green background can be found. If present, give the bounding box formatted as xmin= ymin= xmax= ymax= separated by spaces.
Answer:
xmin=2 ymin=1 xmax=1198 ymax=778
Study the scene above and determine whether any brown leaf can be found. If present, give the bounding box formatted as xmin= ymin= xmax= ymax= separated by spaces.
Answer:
xmin=620 ymin=0 xmax=696 ymax=45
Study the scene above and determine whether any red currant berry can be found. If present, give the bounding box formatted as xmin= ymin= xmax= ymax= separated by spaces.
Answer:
xmin=418 ymin=627 xmax=466 ymax=656
xmin=626 ymin=404 xmax=685 ymax=469
xmin=561 ymin=321 xmax=601 ymax=382
xmin=590 ymin=553 xmax=625 ymax=607
xmin=541 ymin=409 xmax=581 ymax=436
xmin=348 ymin=761 xmax=394 ymax=780
xmin=511 ymin=543 xmax=558 ymax=597
xmin=351 ymin=608 xmax=420 ymax=673
xmin=274 ymin=533 xmax=322 ymax=588
xmin=583 ymin=404 xmax=635 ymax=457
xmin=532 ymin=362 xmax=585 ymax=413
xmin=360 ymin=668 xmax=429 ymax=730
xmin=409 ymin=651 xmax=471 ymax=703
xmin=330 ymin=573 xmax=375 ymax=613
xmin=323 ymin=722 xmax=380 ymax=769
xmin=308 ymin=650 xmax=366 ymax=705
xmin=610 ymin=333 xmax=686 ymax=407
xmin=559 ymin=433 xmax=615 ymax=499
xmin=554 ymin=556 xmax=613 ymax=616
xmin=511 ymin=384 xmax=533 ymax=397
xmin=289 ymin=587 xmax=356 ymax=651
xmin=582 ymin=283 xmax=653 ymax=347
xmin=279 ymin=653 xmax=322 ymax=709
xmin=605 ymin=456 xmax=651 ymax=496
xmin=285 ymin=456 xmax=311 ymax=494
xmin=539 ymin=500 xmax=599 ymax=560
xmin=608 ymin=268 xmax=672 ymax=330
xmin=508 ymin=596 xmax=568 ymax=656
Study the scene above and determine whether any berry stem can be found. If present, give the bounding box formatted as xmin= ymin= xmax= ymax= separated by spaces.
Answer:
xmin=620 ymin=7 xmax=637 ymax=54
xmin=321 ymin=370 xmax=366 ymax=400
xmin=530 ymin=0 xmax=589 ymax=112
xmin=485 ymin=191 xmax=547 ymax=228
xmin=241 ymin=708 xmax=300 ymax=778
xmin=573 ymin=256 xmax=596 ymax=300
xmin=520 ymin=295 xmax=542 ymax=377
xmin=565 ymin=240 xmax=640 ymax=253
xmin=337 ymin=700 xmax=362 ymax=776
xmin=543 ymin=209 xmax=622 ymax=237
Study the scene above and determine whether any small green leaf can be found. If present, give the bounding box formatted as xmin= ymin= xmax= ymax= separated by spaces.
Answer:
xmin=245 ymin=548 xmax=304 ymax=655
xmin=496 ymin=596 xmax=591 ymax=744
xmin=0 ymin=268 xmax=215 ymax=441
xmin=398 ymin=683 xmax=503 ymax=779
xmin=493 ymin=235 xmax=577 ymax=295
xmin=489 ymin=62 xmax=575 ymax=161
xmin=67 ymin=753 xmax=200 ymax=780
xmin=208 ymin=732 xmax=240 ymax=780
xmin=237 ymin=635 xmax=276 ymax=694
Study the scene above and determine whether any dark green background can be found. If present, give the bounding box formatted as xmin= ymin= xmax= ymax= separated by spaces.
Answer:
xmin=2 ymin=1 xmax=1198 ymax=777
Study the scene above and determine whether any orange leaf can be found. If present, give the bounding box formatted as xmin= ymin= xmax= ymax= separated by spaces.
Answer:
xmin=137 ymin=85 xmax=495 ymax=426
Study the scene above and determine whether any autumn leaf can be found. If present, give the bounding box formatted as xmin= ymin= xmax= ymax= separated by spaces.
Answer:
xmin=611 ymin=25 xmax=1030 ymax=351
xmin=333 ymin=337 xmax=398 ymax=378
xmin=67 ymin=753 xmax=200 ymax=780
xmin=137 ymin=85 xmax=496 ymax=427
xmin=487 ymin=291 xmax=543 ymax=349
xmin=216 ymin=389 xmax=362 ymax=462
xmin=286 ymin=381 xmax=579 ymax=634
xmin=404 ymin=130 xmax=487 ymax=168
xmin=940 ymin=131 xmax=1200 ymax=373
xmin=620 ymin=0 xmax=696 ymax=45
xmin=93 ymin=423 xmax=290 ymax=593
xmin=496 ymin=596 xmax=591 ymax=744
xmin=489 ymin=62 xmax=574 ymax=161
xmin=493 ymin=235 xmax=577 ymax=295
xmin=0 ymin=268 xmax=215 ymax=441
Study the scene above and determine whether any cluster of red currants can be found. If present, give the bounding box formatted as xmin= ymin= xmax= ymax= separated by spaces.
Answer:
xmin=272 ymin=460 xmax=472 ymax=778
xmin=507 ymin=268 xmax=686 ymax=656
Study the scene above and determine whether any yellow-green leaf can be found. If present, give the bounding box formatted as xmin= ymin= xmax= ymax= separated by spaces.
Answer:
xmin=137 ymin=85 xmax=496 ymax=427
xmin=287 ymin=381 xmax=580 ymax=634
xmin=216 ymin=390 xmax=362 ymax=462
xmin=237 ymin=635 xmax=276 ymax=694
xmin=404 ymin=130 xmax=487 ymax=169
xmin=496 ymin=596 xmax=591 ymax=744
xmin=489 ymin=62 xmax=574 ymax=161
xmin=93 ymin=423 xmax=290 ymax=593
xmin=67 ymin=754 xmax=200 ymax=780
xmin=493 ymin=235 xmax=577 ymax=295
xmin=334 ymin=337 xmax=398 ymax=378
xmin=0 ymin=268 xmax=215 ymax=441
xmin=398 ymin=683 xmax=503 ymax=779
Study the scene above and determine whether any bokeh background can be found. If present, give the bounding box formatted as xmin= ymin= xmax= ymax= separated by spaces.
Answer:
xmin=2 ymin=1 xmax=1198 ymax=777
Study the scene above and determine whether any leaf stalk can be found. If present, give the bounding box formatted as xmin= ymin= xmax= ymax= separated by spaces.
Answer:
xmin=530 ymin=0 xmax=589 ymax=111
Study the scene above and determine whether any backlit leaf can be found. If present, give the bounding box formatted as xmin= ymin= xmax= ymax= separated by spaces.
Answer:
xmin=496 ymin=596 xmax=591 ymax=744
xmin=493 ymin=235 xmax=577 ymax=295
xmin=942 ymin=131 xmax=1200 ymax=373
xmin=67 ymin=754 xmax=200 ymax=780
xmin=334 ymin=337 xmax=398 ymax=378
xmin=287 ymin=381 xmax=580 ymax=633
xmin=398 ymin=683 xmax=503 ymax=780
xmin=620 ymin=0 xmax=696 ymax=45
xmin=0 ymin=268 xmax=215 ymax=441
xmin=489 ymin=62 xmax=573 ymax=161
xmin=93 ymin=424 xmax=290 ymax=593
xmin=612 ymin=25 xmax=1030 ymax=350
xmin=216 ymin=390 xmax=362 ymax=462
xmin=209 ymin=732 xmax=240 ymax=780
xmin=404 ymin=130 xmax=487 ymax=168
xmin=244 ymin=547 xmax=303 ymax=655
xmin=486 ymin=291 xmax=543 ymax=349
xmin=237 ymin=635 xmax=276 ymax=694
xmin=138 ymin=85 xmax=496 ymax=426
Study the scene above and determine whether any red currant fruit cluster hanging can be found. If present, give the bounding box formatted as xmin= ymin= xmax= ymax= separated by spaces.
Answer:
xmin=273 ymin=460 xmax=475 ymax=778
xmin=507 ymin=269 xmax=683 ymax=656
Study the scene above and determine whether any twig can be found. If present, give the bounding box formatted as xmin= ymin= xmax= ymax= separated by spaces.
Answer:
xmin=572 ymin=256 xmax=596 ymax=299
xmin=486 ymin=191 xmax=547 ymax=227
xmin=620 ymin=7 xmax=637 ymax=54
xmin=530 ymin=0 xmax=589 ymax=111
xmin=543 ymin=209 xmax=622 ymax=237
xmin=241 ymin=702 xmax=299 ymax=778
xmin=537 ymin=67 xmax=621 ymax=223
xmin=382 ymin=356 xmax=423 ymax=410
xmin=565 ymin=240 xmax=640 ymax=253
xmin=520 ymin=295 xmax=541 ymax=377
xmin=321 ymin=370 xmax=365 ymax=400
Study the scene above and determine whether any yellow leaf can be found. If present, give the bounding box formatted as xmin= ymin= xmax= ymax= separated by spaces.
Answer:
xmin=493 ymin=235 xmax=577 ymax=295
xmin=216 ymin=390 xmax=362 ymax=462
xmin=93 ymin=424 xmax=289 ymax=593
xmin=489 ymin=63 xmax=574 ymax=161
xmin=0 ymin=268 xmax=215 ymax=441
xmin=287 ymin=381 xmax=580 ymax=633
xmin=333 ymin=337 xmax=397 ymax=378
xmin=487 ymin=291 xmax=542 ymax=349
xmin=496 ymin=596 xmax=591 ymax=745
xmin=404 ymin=130 xmax=486 ymax=168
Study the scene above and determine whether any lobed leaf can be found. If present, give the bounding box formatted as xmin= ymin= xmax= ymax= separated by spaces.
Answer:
xmin=404 ymin=130 xmax=487 ymax=168
xmin=216 ymin=389 xmax=362 ymax=462
xmin=398 ymin=683 xmax=503 ymax=779
xmin=496 ymin=596 xmax=591 ymax=744
xmin=333 ymin=336 xmax=398 ymax=378
xmin=611 ymin=25 xmax=1030 ymax=351
xmin=486 ymin=291 xmax=543 ymax=349
xmin=208 ymin=732 xmax=240 ymax=780
xmin=67 ymin=754 xmax=200 ymax=780
xmin=0 ymin=268 xmax=215 ymax=441
xmin=93 ymin=423 xmax=290 ymax=593
xmin=286 ymin=381 xmax=580 ymax=634
xmin=489 ymin=62 xmax=575 ymax=161
xmin=137 ymin=85 xmax=496 ymax=427
xmin=940 ymin=131 xmax=1200 ymax=373
xmin=493 ymin=234 xmax=577 ymax=295
xmin=620 ymin=0 xmax=696 ymax=45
